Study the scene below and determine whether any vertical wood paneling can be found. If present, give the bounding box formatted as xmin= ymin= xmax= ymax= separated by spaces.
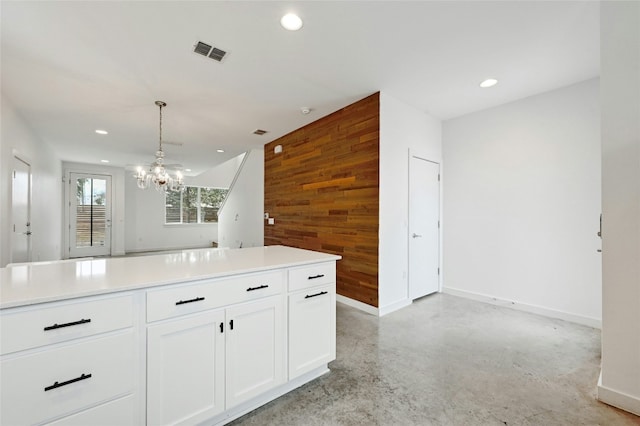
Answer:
xmin=264 ymin=93 xmax=380 ymax=307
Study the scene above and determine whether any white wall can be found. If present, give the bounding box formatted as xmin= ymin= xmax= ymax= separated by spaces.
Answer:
xmin=379 ymin=92 xmax=442 ymax=315
xmin=124 ymin=176 xmax=218 ymax=252
xmin=1 ymin=95 xmax=62 ymax=266
xmin=63 ymin=162 xmax=126 ymax=257
xmin=218 ymin=149 xmax=264 ymax=249
xmin=442 ymin=79 xmax=602 ymax=327
xmin=123 ymin=154 xmax=243 ymax=253
xmin=598 ymin=1 xmax=640 ymax=415
xmin=188 ymin=154 xmax=245 ymax=188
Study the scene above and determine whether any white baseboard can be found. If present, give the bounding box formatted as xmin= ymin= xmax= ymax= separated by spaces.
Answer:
xmin=598 ymin=371 xmax=640 ymax=416
xmin=336 ymin=295 xmax=379 ymax=316
xmin=379 ymin=298 xmax=412 ymax=317
xmin=442 ymin=287 xmax=602 ymax=329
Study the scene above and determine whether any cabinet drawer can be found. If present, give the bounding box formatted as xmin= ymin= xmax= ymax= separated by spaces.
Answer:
xmin=146 ymin=270 xmax=284 ymax=322
xmin=288 ymin=262 xmax=336 ymax=292
xmin=1 ymin=331 xmax=136 ymax=426
xmin=45 ymin=394 xmax=136 ymax=426
xmin=1 ymin=295 xmax=134 ymax=355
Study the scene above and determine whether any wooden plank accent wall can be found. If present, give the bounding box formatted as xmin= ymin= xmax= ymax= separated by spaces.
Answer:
xmin=264 ymin=93 xmax=380 ymax=307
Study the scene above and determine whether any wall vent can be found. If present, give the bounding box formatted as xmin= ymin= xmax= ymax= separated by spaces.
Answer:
xmin=253 ymin=129 xmax=268 ymax=135
xmin=193 ymin=41 xmax=228 ymax=62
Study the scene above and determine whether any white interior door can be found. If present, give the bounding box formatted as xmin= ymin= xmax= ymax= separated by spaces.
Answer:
xmin=69 ymin=173 xmax=112 ymax=258
xmin=11 ymin=156 xmax=31 ymax=263
xmin=409 ymin=156 xmax=440 ymax=299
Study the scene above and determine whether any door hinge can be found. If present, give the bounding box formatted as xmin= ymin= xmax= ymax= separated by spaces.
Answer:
xmin=438 ymin=220 xmax=440 ymax=228
xmin=438 ymin=267 xmax=440 ymax=275
xmin=13 ymin=170 xmax=16 ymax=179
xmin=438 ymin=174 xmax=440 ymax=181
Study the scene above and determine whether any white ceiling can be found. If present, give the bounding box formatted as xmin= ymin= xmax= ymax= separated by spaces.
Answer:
xmin=1 ymin=1 xmax=600 ymax=175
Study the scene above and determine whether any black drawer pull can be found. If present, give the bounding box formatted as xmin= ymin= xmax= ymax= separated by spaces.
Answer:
xmin=246 ymin=284 xmax=269 ymax=292
xmin=44 ymin=373 xmax=92 ymax=392
xmin=305 ymin=291 xmax=329 ymax=299
xmin=44 ymin=318 xmax=91 ymax=331
xmin=308 ymin=274 xmax=325 ymax=280
xmin=175 ymin=297 xmax=205 ymax=306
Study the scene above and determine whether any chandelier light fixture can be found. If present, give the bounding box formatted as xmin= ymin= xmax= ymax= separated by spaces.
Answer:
xmin=135 ymin=101 xmax=184 ymax=192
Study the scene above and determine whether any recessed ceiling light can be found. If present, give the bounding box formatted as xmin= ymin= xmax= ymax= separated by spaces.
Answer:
xmin=95 ymin=129 xmax=108 ymax=135
xmin=281 ymin=13 xmax=303 ymax=31
xmin=100 ymin=159 xmax=109 ymax=163
xmin=217 ymin=149 xmax=225 ymax=153
xmin=185 ymin=168 xmax=192 ymax=172
xmin=480 ymin=78 xmax=498 ymax=88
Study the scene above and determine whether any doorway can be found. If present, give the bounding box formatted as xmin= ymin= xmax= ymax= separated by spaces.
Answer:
xmin=11 ymin=155 xmax=31 ymax=263
xmin=408 ymin=155 xmax=440 ymax=299
xmin=69 ymin=173 xmax=112 ymax=258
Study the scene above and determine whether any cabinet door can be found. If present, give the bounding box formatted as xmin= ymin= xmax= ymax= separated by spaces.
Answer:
xmin=147 ymin=310 xmax=225 ymax=425
xmin=289 ymin=284 xmax=336 ymax=379
xmin=225 ymin=296 xmax=285 ymax=408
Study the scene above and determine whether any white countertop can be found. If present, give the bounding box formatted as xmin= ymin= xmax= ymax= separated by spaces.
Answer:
xmin=0 ymin=245 xmax=341 ymax=309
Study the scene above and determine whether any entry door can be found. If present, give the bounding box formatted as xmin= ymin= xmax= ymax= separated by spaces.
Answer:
xmin=409 ymin=156 xmax=440 ymax=299
xmin=69 ymin=173 xmax=112 ymax=258
xmin=11 ymin=156 xmax=31 ymax=263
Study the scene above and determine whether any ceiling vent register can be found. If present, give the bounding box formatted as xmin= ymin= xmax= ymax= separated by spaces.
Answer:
xmin=193 ymin=41 xmax=227 ymax=62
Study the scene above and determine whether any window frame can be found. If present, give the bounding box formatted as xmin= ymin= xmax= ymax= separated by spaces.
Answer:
xmin=164 ymin=186 xmax=228 ymax=225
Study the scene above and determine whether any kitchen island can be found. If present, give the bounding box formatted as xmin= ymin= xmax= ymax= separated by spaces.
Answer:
xmin=0 ymin=245 xmax=340 ymax=425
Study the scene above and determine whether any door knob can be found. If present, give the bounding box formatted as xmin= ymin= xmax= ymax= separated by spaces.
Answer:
xmin=412 ymin=233 xmax=422 ymax=238
xmin=24 ymin=231 xmax=32 ymax=236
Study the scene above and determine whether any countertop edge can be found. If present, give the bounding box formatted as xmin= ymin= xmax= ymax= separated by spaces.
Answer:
xmin=1 ymin=246 xmax=341 ymax=310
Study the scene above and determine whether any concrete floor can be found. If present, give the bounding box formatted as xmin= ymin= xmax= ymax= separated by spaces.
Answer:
xmin=230 ymin=293 xmax=640 ymax=426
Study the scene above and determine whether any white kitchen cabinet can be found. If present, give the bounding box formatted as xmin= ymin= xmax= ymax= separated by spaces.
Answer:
xmin=1 ymin=246 xmax=340 ymax=426
xmin=45 ymin=394 xmax=137 ymax=426
xmin=288 ymin=283 xmax=336 ymax=379
xmin=0 ymin=292 xmax=138 ymax=426
xmin=146 ymin=294 xmax=285 ymax=423
xmin=147 ymin=310 xmax=226 ymax=425
xmin=225 ymin=295 xmax=285 ymax=408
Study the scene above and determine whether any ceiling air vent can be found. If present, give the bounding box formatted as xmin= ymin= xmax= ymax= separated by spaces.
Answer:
xmin=193 ymin=41 xmax=228 ymax=63
xmin=253 ymin=129 xmax=267 ymax=135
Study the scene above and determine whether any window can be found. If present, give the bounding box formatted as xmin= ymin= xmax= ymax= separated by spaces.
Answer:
xmin=165 ymin=187 xmax=229 ymax=224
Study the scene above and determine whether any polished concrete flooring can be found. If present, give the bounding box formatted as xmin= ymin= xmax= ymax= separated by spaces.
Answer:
xmin=230 ymin=293 xmax=639 ymax=426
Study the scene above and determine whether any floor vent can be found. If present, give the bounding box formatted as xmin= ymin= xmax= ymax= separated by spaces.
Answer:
xmin=253 ymin=129 xmax=267 ymax=135
xmin=193 ymin=41 xmax=228 ymax=62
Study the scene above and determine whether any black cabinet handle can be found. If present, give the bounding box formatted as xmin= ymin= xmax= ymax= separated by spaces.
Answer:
xmin=305 ymin=291 xmax=329 ymax=299
xmin=175 ymin=297 xmax=205 ymax=306
xmin=246 ymin=284 xmax=269 ymax=292
xmin=308 ymin=274 xmax=325 ymax=280
xmin=230 ymin=319 xmax=234 ymax=330
xmin=44 ymin=318 xmax=91 ymax=331
xmin=44 ymin=373 xmax=92 ymax=392
xmin=220 ymin=322 xmax=224 ymax=333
